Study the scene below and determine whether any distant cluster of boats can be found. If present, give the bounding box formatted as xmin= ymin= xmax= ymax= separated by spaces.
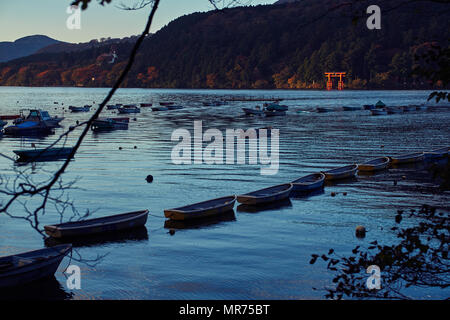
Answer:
xmin=242 ymin=100 xmax=444 ymax=116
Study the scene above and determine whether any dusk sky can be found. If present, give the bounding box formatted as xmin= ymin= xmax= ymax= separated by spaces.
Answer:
xmin=0 ymin=0 xmax=274 ymax=43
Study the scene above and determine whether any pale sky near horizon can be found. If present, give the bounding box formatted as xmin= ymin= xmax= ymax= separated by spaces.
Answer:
xmin=0 ymin=0 xmax=275 ymax=43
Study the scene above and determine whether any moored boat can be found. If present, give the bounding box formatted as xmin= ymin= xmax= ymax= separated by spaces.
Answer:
xmin=164 ymin=196 xmax=236 ymax=221
xmin=69 ymin=105 xmax=91 ymax=112
xmin=358 ymin=157 xmax=390 ymax=172
xmin=370 ymin=108 xmax=388 ymax=116
xmin=0 ymin=244 xmax=72 ymax=288
xmin=107 ymin=104 xmax=122 ymax=110
xmin=322 ymin=164 xmax=358 ymax=180
xmin=159 ymin=102 xmax=174 ymax=106
xmin=291 ymin=173 xmax=325 ymax=192
xmin=265 ymin=103 xmax=288 ymax=112
xmin=4 ymin=121 xmax=54 ymax=136
xmin=237 ymin=183 xmax=293 ymax=205
xmin=13 ymin=147 xmax=74 ymax=161
xmin=14 ymin=109 xmax=63 ymax=127
xmin=389 ymin=152 xmax=425 ymax=164
xmin=91 ymin=117 xmax=129 ymax=131
xmin=44 ymin=210 xmax=149 ymax=238
xmin=423 ymin=147 xmax=449 ymax=160
xmin=118 ymin=105 xmax=140 ymax=114
xmin=140 ymin=103 xmax=153 ymax=107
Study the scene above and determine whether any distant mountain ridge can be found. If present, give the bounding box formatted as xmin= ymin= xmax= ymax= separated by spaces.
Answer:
xmin=0 ymin=0 xmax=448 ymax=89
xmin=0 ymin=35 xmax=63 ymax=62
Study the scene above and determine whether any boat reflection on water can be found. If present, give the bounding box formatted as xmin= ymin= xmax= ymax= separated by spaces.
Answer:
xmin=44 ymin=226 xmax=149 ymax=248
xmin=164 ymin=210 xmax=236 ymax=231
xmin=290 ymin=187 xmax=325 ymax=199
xmin=236 ymin=198 xmax=292 ymax=213
xmin=0 ymin=276 xmax=72 ymax=300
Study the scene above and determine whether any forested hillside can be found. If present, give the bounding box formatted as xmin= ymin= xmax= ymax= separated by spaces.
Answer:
xmin=0 ymin=0 xmax=448 ymax=89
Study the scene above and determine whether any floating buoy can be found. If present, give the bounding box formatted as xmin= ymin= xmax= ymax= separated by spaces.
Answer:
xmin=133 ymin=118 xmax=137 ymax=121
xmin=119 ymin=147 xmax=122 ymax=150
xmin=401 ymin=175 xmax=406 ymax=180
xmin=331 ymin=192 xmax=336 ymax=197
xmin=355 ymin=225 xmax=366 ymax=238
xmin=134 ymin=146 xmax=137 ymax=149
xmin=76 ymin=120 xmax=79 ymax=125
xmin=169 ymin=229 xmax=175 ymax=236
xmin=343 ymin=192 xmax=347 ymax=196
xmin=146 ymin=175 xmax=153 ymax=183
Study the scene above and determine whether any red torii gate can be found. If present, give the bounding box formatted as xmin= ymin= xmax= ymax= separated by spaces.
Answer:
xmin=324 ymin=72 xmax=346 ymax=90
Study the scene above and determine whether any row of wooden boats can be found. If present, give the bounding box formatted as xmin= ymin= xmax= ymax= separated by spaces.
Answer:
xmin=1 ymin=147 xmax=448 ymax=288
xmin=164 ymin=147 xmax=449 ymax=220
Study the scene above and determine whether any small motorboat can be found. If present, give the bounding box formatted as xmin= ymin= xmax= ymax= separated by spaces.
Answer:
xmin=164 ymin=196 xmax=236 ymax=221
xmin=237 ymin=183 xmax=293 ymax=205
xmin=291 ymin=173 xmax=325 ymax=192
xmin=363 ymin=105 xmax=375 ymax=110
xmin=118 ymin=105 xmax=140 ymax=114
xmin=0 ymin=244 xmax=72 ymax=288
xmin=69 ymin=105 xmax=91 ymax=112
xmin=166 ymin=105 xmax=184 ymax=110
xmin=341 ymin=106 xmax=360 ymax=111
xmin=91 ymin=117 xmax=129 ymax=131
xmin=140 ymin=103 xmax=153 ymax=107
xmin=423 ymin=147 xmax=449 ymax=160
xmin=44 ymin=210 xmax=149 ymax=238
xmin=264 ymin=110 xmax=286 ymax=117
xmin=386 ymin=106 xmax=404 ymax=114
xmin=389 ymin=152 xmax=425 ymax=164
xmin=151 ymin=106 xmax=169 ymax=111
xmin=13 ymin=147 xmax=74 ymax=162
xmin=242 ymin=107 xmax=264 ymax=116
xmin=322 ymin=164 xmax=358 ymax=181
xmin=4 ymin=121 xmax=54 ymax=136
xmin=370 ymin=108 xmax=388 ymax=116
xmin=159 ymin=102 xmax=174 ymax=106
xmin=358 ymin=157 xmax=390 ymax=172
xmin=14 ymin=109 xmax=63 ymax=127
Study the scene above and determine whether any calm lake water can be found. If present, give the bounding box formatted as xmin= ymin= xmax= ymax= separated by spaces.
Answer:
xmin=0 ymin=87 xmax=449 ymax=299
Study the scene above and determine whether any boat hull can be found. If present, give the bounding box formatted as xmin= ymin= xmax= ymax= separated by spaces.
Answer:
xmin=44 ymin=210 xmax=149 ymax=238
xmin=0 ymin=245 xmax=71 ymax=288
xmin=237 ymin=184 xmax=293 ymax=205
xmin=291 ymin=173 xmax=325 ymax=191
xmin=164 ymin=196 xmax=236 ymax=221
xmin=13 ymin=147 xmax=74 ymax=161
xmin=358 ymin=157 xmax=390 ymax=172
xmin=322 ymin=165 xmax=358 ymax=180
xmin=390 ymin=153 xmax=425 ymax=164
